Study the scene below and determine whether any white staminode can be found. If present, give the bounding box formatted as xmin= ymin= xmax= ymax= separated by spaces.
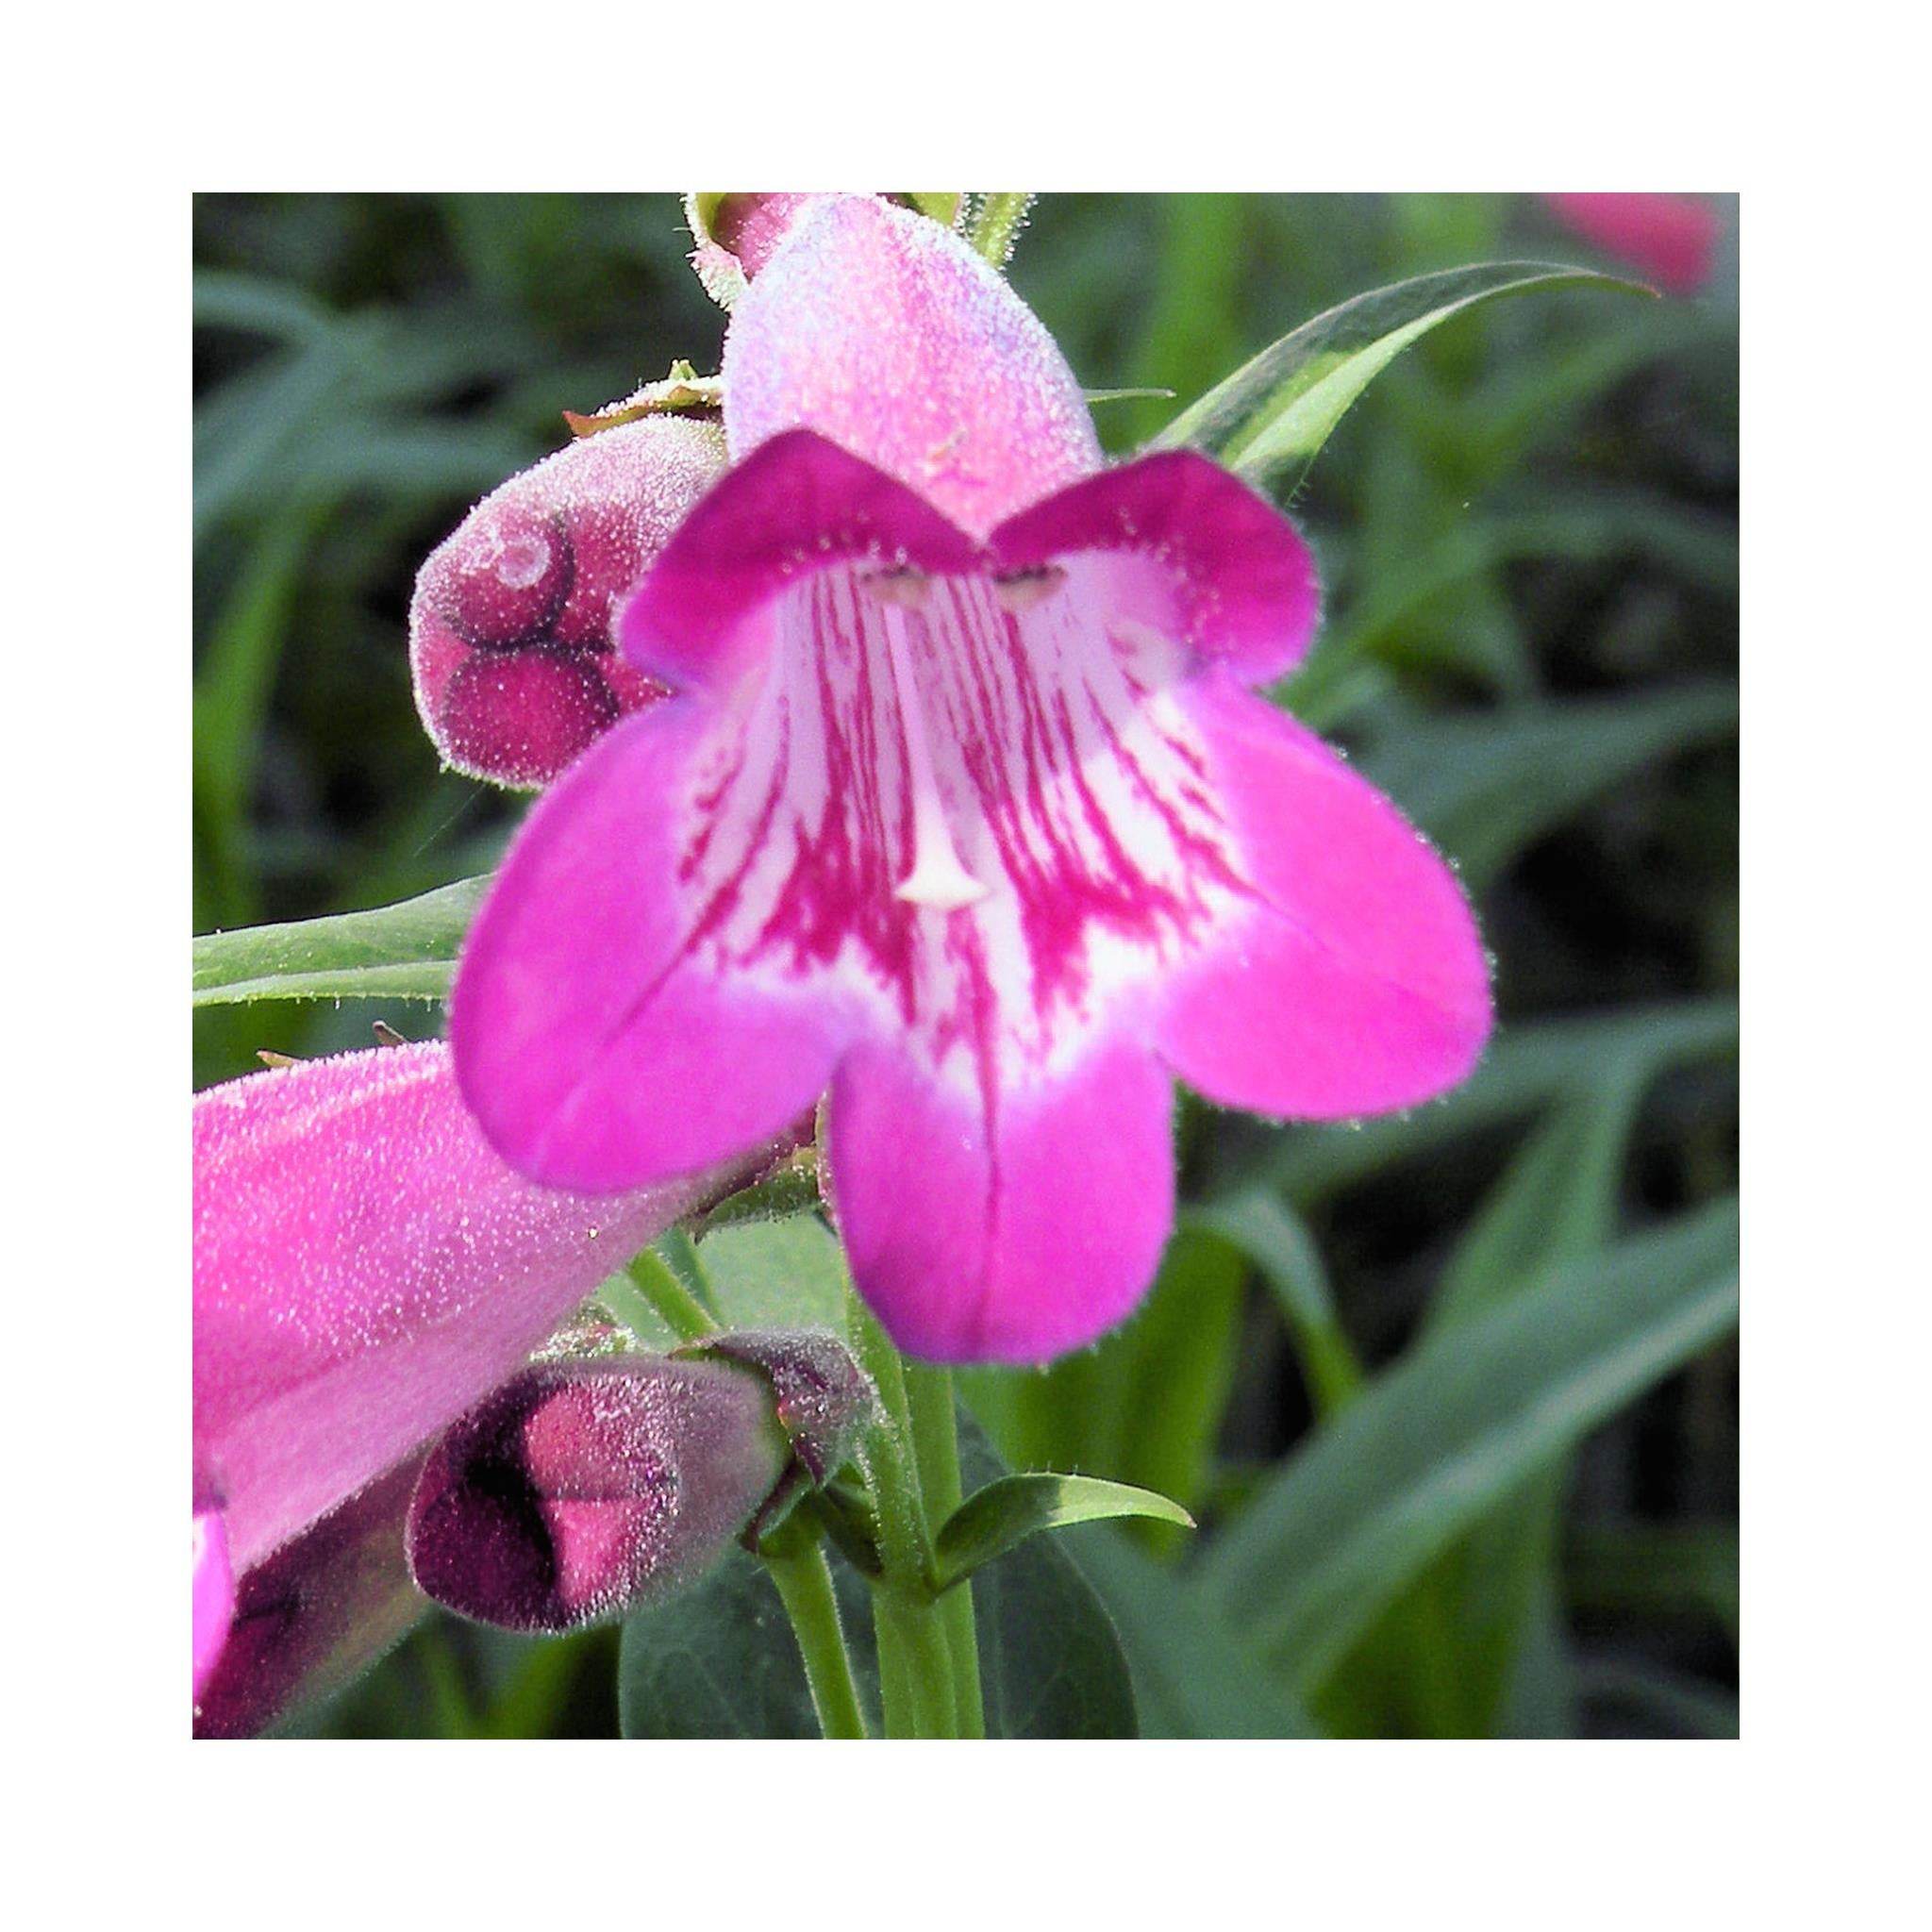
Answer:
xmin=875 ymin=587 xmax=990 ymax=912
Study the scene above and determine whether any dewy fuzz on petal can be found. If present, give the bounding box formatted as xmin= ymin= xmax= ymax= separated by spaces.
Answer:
xmin=723 ymin=194 xmax=1101 ymax=537
xmin=405 ymin=1357 xmax=788 ymax=1634
xmin=410 ymin=416 xmax=727 ymax=788
xmin=193 ymin=1040 xmax=754 ymax=1571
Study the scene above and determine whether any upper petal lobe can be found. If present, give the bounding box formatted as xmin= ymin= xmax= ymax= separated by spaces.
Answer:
xmin=724 ymin=194 xmax=1101 ymax=537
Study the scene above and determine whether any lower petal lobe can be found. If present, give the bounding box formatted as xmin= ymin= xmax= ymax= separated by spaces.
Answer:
xmin=828 ymin=1036 xmax=1174 ymax=1365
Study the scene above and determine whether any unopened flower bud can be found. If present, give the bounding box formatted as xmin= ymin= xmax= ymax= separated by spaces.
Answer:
xmin=409 ymin=415 xmax=726 ymax=788
xmin=194 ymin=1457 xmax=425 ymax=1740
xmin=685 ymin=193 xmax=965 ymax=308
xmin=406 ymin=1334 xmax=874 ymax=1635
xmin=405 ymin=1357 xmax=787 ymax=1634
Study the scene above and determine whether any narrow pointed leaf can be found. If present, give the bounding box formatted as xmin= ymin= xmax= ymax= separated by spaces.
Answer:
xmin=1067 ymin=1525 xmax=1317 ymax=1739
xmin=1199 ymin=1199 xmax=1739 ymax=1694
xmin=1153 ymin=261 xmax=1653 ymax=495
xmin=1256 ymin=996 xmax=1739 ymax=1207
xmin=1359 ymin=683 xmax=1738 ymax=891
xmin=934 ymin=1474 xmax=1194 ymax=1591
xmin=192 ymin=875 xmax=489 ymax=1006
xmin=1186 ymin=1192 xmax=1363 ymax=1414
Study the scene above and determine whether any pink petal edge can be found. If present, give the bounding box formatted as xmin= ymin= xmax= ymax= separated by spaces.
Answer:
xmin=1152 ymin=675 xmax=1492 ymax=1118
xmin=828 ymin=1036 xmax=1175 ymax=1365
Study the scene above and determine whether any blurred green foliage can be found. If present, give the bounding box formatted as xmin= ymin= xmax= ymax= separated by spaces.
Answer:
xmin=194 ymin=193 xmax=1738 ymax=1739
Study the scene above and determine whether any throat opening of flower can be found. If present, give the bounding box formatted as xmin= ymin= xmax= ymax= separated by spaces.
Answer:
xmin=864 ymin=571 xmax=990 ymax=913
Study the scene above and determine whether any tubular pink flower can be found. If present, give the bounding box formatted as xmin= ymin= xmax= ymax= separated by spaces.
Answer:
xmin=193 ymin=1039 xmax=752 ymax=1574
xmin=194 ymin=1457 xmax=426 ymax=1740
xmin=1544 ymin=193 xmax=1720 ymax=294
xmin=410 ymin=415 xmax=728 ymax=788
xmin=453 ymin=194 xmax=1492 ymax=1364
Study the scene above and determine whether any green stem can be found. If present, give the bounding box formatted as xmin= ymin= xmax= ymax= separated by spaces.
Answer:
xmin=966 ymin=192 xmax=1034 ymax=267
xmin=847 ymin=1292 xmax=958 ymax=1738
xmin=763 ymin=1541 xmax=870 ymax=1740
xmin=905 ymin=1364 xmax=986 ymax=1739
xmin=625 ymin=1248 xmax=718 ymax=1342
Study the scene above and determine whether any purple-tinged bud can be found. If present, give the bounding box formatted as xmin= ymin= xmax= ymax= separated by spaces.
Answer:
xmin=405 ymin=1357 xmax=789 ymax=1635
xmin=685 ymin=193 xmax=821 ymax=308
xmin=409 ymin=414 xmax=726 ymax=789
xmin=406 ymin=1333 xmax=876 ymax=1635
xmin=684 ymin=194 xmax=965 ymax=309
xmin=194 ymin=1457 xmax=426 ymax=1740
xmin=683 ymin=1328 xmax=874 ymax=1485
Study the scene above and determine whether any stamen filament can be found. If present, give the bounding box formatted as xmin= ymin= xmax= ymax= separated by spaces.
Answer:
xmin=880 ymin=598 xmax=988 ymax=912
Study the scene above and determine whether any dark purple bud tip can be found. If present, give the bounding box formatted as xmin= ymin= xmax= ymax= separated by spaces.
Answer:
xmin=406 ymin=1357 xmax=789 ymax=1636
xmin=194 ymin=1457 xmax=425 ymax=1740
xmin=679 ymin=1329 xmax=875 ymax=1485
xmin=437 ymin=648 xmax=620 ymax=789
xmin=438 ymin=507 xmax=575 ymax=649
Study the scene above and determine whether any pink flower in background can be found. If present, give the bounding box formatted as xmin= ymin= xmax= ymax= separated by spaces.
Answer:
xmin=410 ymin=415 xmax=727 ymax=787
xmin=193 ymin=1038 xmax=759 ymax=1717
xmin=1544 ymin=193 xmax=1720 ymax=294
xmin=454 ymin=194 xmax=1491 ymax=1365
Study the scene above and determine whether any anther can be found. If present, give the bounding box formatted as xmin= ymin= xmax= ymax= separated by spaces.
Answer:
xmin=993 ymin=564 xmax=1066 ymax=615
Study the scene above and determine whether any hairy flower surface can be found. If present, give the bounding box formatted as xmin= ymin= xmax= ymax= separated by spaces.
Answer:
xmin=454 ymin=194 xmax=1491 ymax=1364
xmin=406 ymin=1357 xmax=787 ymax=1634
xmin=194 ymin=1457 xmax=426 ymax=1740
xmin=411 ymin=415 xmax=727 ymax=787
xmin=192 ymin=1039 xmax=758 ymax=1714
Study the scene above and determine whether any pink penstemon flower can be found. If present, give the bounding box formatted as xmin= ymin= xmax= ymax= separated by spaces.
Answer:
xmin=1543 ymin=192 xmax=1721 ymax=295
xmin=452 ymin=192 xmax=1492 ymax=1366
xmin=192 ymin=1037 xmax=767 ymax=1721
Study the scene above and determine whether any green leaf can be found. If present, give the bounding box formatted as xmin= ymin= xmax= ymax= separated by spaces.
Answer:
xmin=694 ymin=1214 xmax=850 ymax=1335
xmin=934 ymin=1474 xmax=1193 ymax=1591
xmin=1428 ymin=1074 xmax=1646 ymax=1333
xmin=620 ymin=1548 xmax=880 ymax=1740
xmin=1357 ymin=1078 xmax=1648 ymax=1735
xmin=1186 ymin=1192 xmax=1363 ymax=1415
xmin=1198 ymin=1199 xmax=1740 ymax=1694
xmin=954 ymin=1421 xmax=1137 ymax=1739
xmin=191 ymin=875 xmax=488 ymax=1007
xmin=1153 ymin=260 xmax=1653 ymax=496
xmin=1357 ymin=684 xmax=1738 ymax=891
xmin=1566 ymin=1521 xmax=1739 ymax=1642
xmin=618 ymin=1421 xmax=1140 ymax=1738
xmin=1064 ymin=1527 xmax=1317 ymax=1739
xmin=1256 ymin=995 xmax=1739 ymax=1208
